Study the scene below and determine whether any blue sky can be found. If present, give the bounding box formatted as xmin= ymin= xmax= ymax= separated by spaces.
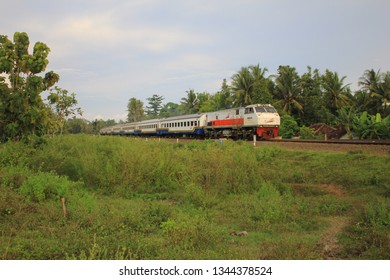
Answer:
xmin=2 ymin=0 xmax=390 ymax=121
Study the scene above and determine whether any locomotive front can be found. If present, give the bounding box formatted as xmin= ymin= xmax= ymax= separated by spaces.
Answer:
xmin=245 ymin=104 xmax=280 ymax=139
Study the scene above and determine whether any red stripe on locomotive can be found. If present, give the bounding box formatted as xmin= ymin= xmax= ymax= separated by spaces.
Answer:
xmin=211 ymin=118 xmax=244 ymax=126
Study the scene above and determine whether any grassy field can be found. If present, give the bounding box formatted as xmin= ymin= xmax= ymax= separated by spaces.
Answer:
xmin=0 ymin=135 xmax=389 ymax=259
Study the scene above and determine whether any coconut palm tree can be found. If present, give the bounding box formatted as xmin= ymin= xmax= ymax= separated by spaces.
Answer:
xmin=322 ymin=70 xmax=352 ymax=115
xmin=180 ymin=89 xmax=199 ymax=114
xmin=230 ymin=66 xmax=255 ymax=106
xmin=358 ymin=69 xmax=385 ymax=114
xmin=273 ymin=65 xmax=303 ymax=115
xmin=230 ymin=64 xmax=270 ymax=106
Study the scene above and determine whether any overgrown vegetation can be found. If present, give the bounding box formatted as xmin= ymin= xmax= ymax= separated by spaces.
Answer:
xmin=1 ymin=135 xmax=389 ymax=259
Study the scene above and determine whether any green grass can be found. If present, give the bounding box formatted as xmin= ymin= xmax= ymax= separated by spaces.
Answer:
xmin=1 ymin=135 xmax=389 ymax=259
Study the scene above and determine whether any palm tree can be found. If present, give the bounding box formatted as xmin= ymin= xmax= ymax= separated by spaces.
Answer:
xmin=273 ymin=65 xmax=303 ymax=115
xmin=230 ymin=66 xmax=255 ymax=106
xmin=322 ymin=70 xmax=351 ymax=115
xmin=380 ymin=72 xmax=390 ymax=115
xmin=359 ymin=69 xmax=381 ymax=96
xmin=358 ymin=69 xmax=384 ymax=114
xmin=231 ymin=64 xmax=270 ymax=106
xmin=127 ymin=98 xmax=144 ymax=122
xmin=180 ymin=89 xmax=199 ymax=114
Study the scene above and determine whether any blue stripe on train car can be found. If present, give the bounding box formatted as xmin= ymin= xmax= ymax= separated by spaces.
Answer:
xmin=194 ymin=128 xmax=204 ymax=135
xmin=157 ymin=129 xmax=169 ymax=135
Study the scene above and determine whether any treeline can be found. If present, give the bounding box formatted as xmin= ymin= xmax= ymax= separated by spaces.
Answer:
xmin=125 ymin=65 xmax=390 ymax=139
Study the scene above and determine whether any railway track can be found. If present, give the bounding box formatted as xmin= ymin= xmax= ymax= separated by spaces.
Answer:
xmin=135 ymin=135 xmax=390 ymax=146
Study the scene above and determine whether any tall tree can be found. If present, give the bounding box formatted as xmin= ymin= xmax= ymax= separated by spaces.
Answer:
xmin=322 ymin=70 xmax=352 ymax=115
xmin=249 ymin=64 xmax=274 ymax=104
xmin=358 ymin=69 xmax=390 ymax=116
xmin=127 ymin=98 xmax=144 ymax=122
xmin=299 ymin=67 xmax=329 ymax=124
xmin=273 ymin=65 xmax=303 ymax=116
xmin=180 ymin=89 xmax=199 ymax=114
xmin=231 ymin=64 xmax=272 ymax=106
xmin=146 ymin=94 xmax=163 ymax=117
xmin=0 ymin=32 xmax=59 ymax=141
xmin=381 ymin=72 xmax=390 ymax=116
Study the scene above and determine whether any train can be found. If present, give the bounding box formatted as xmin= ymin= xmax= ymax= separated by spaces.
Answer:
xmin=100 ymin=104 xmax=280 ymax=140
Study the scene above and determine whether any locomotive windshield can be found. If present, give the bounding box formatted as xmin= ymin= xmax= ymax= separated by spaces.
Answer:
xmin=255 ymin=106 xmax=276 ymax=113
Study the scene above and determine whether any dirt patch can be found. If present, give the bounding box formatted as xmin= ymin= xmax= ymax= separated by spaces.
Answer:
xmin=318 ymin=216 xmax=350 ymax=259
xmin=317 ymin=184 xmax=346 ymax=197
xmin=292 ymin=183 xmax=346 ymax=197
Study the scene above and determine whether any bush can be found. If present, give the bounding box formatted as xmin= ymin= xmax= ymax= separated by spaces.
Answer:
xmin=299 ymin=126 xmax=318 ymax=139
xmin=19 ymin=171 xmax=73 ymax=202
xmin=279 ymin=114 xmax=299 ymax=139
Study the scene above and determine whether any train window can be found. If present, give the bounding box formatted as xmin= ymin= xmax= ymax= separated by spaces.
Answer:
xmin=265 ymin=107 xmax=276 ymax=113
xmin=236 ymin=109 xmax=239 ymax=115
xmin=187 ymin=121 xmax=190 ymax=127
xmin=245 ymin=107 xmax=254 ymax=114
xmin=255 ymin=107 xmax=266 ymax=113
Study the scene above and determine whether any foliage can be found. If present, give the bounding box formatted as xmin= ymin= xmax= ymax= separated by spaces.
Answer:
xmin=145 ymin=94 xmax=164 ymax=117
xmin=230 ymin=64 xmax=272 ymax=107
xmin=47 ymin=87 xmax=83 ymax=135
xmin=336 ymin=107 xmax=355 ymax=139
xmin=0 ymin=32 xmax=60 ymax=141
xmin=180 ymin=89 xmax=199 ymax=114
xmin=19 ymin=171 xmax=73 ymax=202
xmin=299 ymin=126 xmax=318 ymax=139
xmin=0 ymin=31 xmax=82 ymax=141
xmin=127 ymin=97 xmax=144 ymax=122
xmin=279 ymin=114 xmax=299 ymax=138
xmin=273 ymin=65 xmax=303 ymax=117
xmin=352 ymin=111 xmax=390 ymax=139
xmin=322 ymin=70 xmax=352 ymax=115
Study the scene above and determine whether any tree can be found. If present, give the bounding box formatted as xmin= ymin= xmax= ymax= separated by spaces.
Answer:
xmin=214 ymin=78 xmax=233 ymax=110
xmin=180 ymin=89 xmax=199 ymax=114
xmin=159 ymin=102 xmax=180 ymax=117
xmin=0 ymin=32 xmax=60 ymax=141
xmin=358 ymin=69 xmax=390 ymax=116
xmin=127 ymin=98 xmax=144 ymax=122
xmin=47 ymin=87 xmax=82 ymax=135
xmin=146 ymin=94 xmax=164 ymax=117
xmin=273 ymin=65 xmax=303 ymax=116
xmin=230 ymin=64 xmax=270 ymax=106
xmin=322 ymin=70 xmax=352 ymax=115
xmin=299 ymin=67 xmax=329 ymax=125
xmin=336 ymin=107 xmax=356 ymax=139
xmin=249 ymin=64 xmax=274 ymax=104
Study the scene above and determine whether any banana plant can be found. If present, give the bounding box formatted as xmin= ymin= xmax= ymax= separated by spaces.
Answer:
xmin=352 ymin=111 xmax=390 ymax=139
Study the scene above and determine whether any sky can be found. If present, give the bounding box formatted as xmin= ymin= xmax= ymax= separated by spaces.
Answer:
xmin=2 ymin=0 xmax=390 ymax=121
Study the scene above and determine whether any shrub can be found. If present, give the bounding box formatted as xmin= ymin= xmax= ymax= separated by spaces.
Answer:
xmin=299 ymin=126 xmax=318 ymax=139
xmin=19 ymin=171 xmax=72 ymax=202
xmin=279 ymin=114 xmax=299 ymax=139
